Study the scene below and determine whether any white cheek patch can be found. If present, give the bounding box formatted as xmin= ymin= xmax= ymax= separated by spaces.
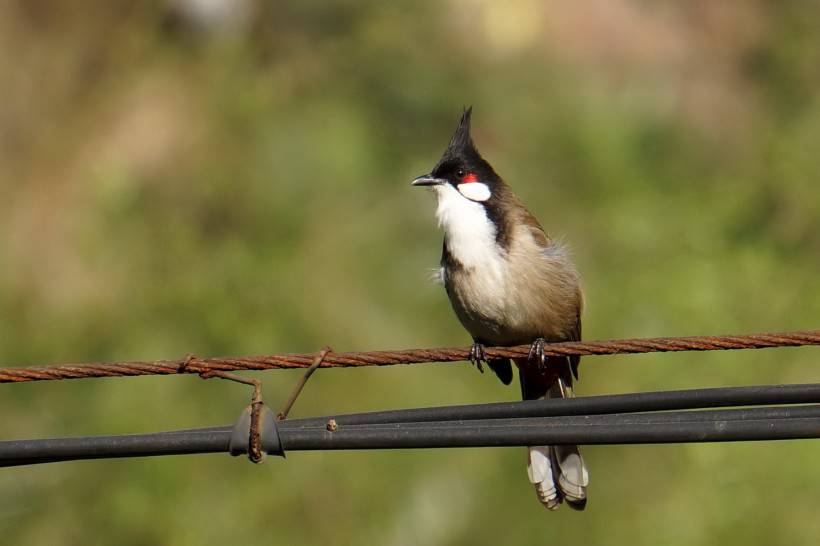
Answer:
xmin=457 ymin=182 xmax=491 ymax=202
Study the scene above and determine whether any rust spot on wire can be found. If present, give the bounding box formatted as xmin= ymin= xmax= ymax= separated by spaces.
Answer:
xmin=0 ymin=330 xmax=818 ymax=384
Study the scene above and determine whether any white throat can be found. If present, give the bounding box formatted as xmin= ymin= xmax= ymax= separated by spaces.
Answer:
xmin=433 ymin=184 xmax=505 ymax=271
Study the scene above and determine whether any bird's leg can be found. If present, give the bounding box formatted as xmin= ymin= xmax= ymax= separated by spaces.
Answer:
xmin=468 ymin=342 xmax=487 ymax=373
xmin=528 ymin=337 xmax=548 ymax=372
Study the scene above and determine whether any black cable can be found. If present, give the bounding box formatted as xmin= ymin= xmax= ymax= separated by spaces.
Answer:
xmin=2 ymin=404 xmax=819 ymax=467
xmin=288 ymin=414 xmax=820 ymax=450
xmin=181 ymin=382 xmax=820 ymax=433
xmin=285 ymin=382 xmax=820 ymax=428
xmin=339 ymin=405 xmax=820 ymax=428
xmin=0 ymin=429 xmax=226 ymax=467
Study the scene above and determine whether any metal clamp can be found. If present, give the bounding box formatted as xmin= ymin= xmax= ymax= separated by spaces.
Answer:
xmin=229 ymin=402 xmax=285 ymax=462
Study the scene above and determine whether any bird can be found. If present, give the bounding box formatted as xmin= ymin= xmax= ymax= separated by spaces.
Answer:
xmin=411 ymin=107 xmax=589 ymax=511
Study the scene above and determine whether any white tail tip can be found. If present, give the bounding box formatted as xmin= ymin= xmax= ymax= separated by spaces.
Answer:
xmin=527 ymin=446 xmax=561 ymax=510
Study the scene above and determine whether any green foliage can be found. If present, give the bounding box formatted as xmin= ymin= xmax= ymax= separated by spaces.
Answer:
xmin=1 ymin=2 xmax=819 ymax=544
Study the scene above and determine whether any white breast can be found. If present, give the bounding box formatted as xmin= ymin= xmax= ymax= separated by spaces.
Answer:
xmin=434 ymin=184 xmax=508 ymax=314
xmin=435 ymin=184 xmax=505 ymax=272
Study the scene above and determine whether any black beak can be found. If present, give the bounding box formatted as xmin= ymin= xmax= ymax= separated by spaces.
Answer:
xmin=411 ymin=174 xmax=447 ymax=187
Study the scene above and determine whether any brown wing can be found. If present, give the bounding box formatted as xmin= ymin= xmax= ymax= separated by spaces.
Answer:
xmin=519 ymin=207 xmax=550 ymax=248
xmin=521 ymin=205 xmax=582 ymax=379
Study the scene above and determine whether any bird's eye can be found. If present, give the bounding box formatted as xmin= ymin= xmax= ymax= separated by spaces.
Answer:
xmin=456 ymin=169 xmax=465 ymax=177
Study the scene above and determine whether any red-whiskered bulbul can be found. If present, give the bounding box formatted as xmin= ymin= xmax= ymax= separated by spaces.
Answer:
xmin=412 ymin=108 xmax=589 ymax=511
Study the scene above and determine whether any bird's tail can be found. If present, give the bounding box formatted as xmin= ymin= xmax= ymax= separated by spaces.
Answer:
xmin=518 ymin=357 xmax=589 ymax=511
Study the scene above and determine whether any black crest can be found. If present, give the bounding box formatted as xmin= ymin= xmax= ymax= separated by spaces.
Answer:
xmin=445 ymin=106 xmax=476 ymax=155
xmin=431 ymin=106 xmax=501 ymax=183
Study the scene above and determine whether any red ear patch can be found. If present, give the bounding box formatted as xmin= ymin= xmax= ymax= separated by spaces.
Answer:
xmin=461 ymin=172 xmax=478 ymax=183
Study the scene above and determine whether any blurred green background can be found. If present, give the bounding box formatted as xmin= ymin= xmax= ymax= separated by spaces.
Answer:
xmin=1 ymin=1 xmax=819 ymax=544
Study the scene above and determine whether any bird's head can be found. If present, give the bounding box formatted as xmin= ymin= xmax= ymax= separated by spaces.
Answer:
xmin=412 ymin=107 xmax=504 ymax=204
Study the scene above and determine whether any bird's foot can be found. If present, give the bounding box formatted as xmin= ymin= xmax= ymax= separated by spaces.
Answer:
xmin=528 ymin=337 xmax=548 ymax=371
xmin=468 ymin=342 xmax=487 ymax=373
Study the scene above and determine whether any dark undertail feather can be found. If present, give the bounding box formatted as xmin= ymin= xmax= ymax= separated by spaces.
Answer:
xmin=487 ymin=358 xmax=513 ymax=385
xmin=518 ymin=356 xmax=574 ymax=401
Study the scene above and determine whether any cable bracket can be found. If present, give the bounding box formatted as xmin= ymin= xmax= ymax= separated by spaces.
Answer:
xmin=229 ymin=402 xmax=285 ymax=462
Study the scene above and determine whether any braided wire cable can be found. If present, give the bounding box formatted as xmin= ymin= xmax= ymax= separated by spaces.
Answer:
xmin=1 ymin=330 xmax=818 ymax=384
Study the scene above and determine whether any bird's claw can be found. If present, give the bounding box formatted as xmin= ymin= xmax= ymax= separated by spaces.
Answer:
xmin=528 ymin=338 xmax=548 ymax=371
xmin=468 ymin=342 xmax=487 ymax=373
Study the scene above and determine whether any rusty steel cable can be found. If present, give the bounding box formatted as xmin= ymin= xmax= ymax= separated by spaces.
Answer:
xmin=0 ymin=330 xmax=819 ymax=384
